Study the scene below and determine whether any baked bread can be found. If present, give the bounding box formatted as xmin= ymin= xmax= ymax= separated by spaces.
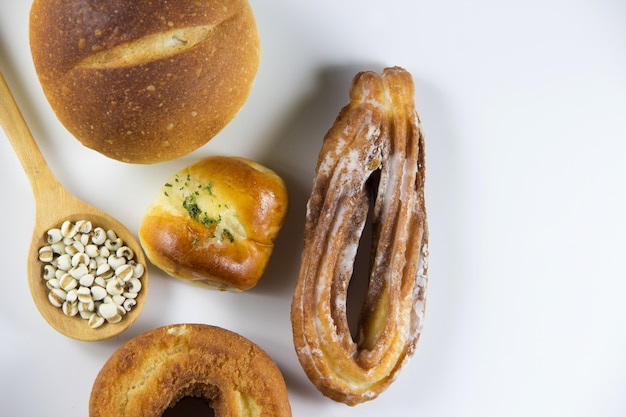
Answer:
xmin=139 ymin=155 xmax=288 ymax=291
xmin=29 ymin=0 xmax=260 ymax=163
xmin=89 ymin=323 xmax=292 ymax=417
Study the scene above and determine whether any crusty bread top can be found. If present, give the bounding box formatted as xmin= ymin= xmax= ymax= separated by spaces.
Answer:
xmin=89 ymin=324 xmax=292 ymax=417
xmin=29 ymin=0 xmax=261 ymax=163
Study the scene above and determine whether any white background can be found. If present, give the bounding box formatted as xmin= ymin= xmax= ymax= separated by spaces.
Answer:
xmin=1 ymin=0 xmax=626 ymax=416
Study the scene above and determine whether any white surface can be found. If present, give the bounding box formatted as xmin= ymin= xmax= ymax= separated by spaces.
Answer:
xmin=1 ymin=0 xmax=626 ymax=416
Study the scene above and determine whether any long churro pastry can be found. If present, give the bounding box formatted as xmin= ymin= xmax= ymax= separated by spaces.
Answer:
xmin=291 ymin=66 xmax=428 ymax=406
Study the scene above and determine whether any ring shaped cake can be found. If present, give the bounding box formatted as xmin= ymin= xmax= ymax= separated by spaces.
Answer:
xmin=89 ymin=323 xmax=292 ymax=416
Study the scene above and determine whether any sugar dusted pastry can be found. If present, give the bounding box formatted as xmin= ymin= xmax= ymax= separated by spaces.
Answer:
xmin=291 ymin=67 xmax=428 ymax=405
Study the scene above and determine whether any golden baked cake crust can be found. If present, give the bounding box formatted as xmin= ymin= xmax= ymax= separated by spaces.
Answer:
xmin=89 ymin=323 xmax=292 ymax=416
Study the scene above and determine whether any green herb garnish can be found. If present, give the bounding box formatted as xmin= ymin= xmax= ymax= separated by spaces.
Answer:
xmin=222 ymin=229 xmax=234 ymax=243
xmin=204 ymin=181 xmax=214 ymax=195
xmin=200 ymin=213 xmax=220 ymax=227
xmin=183 ymin=195 xmax=202 ymax=220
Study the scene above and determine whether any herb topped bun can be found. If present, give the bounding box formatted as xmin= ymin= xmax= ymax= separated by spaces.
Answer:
xmin=139 ymin=155 xmax=288 ymax=290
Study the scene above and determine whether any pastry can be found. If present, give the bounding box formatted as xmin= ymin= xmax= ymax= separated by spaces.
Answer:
xmin=291 ymin=67 xmax=429 ymax=405
xmin=139 ymin=155 xmax=288 ymax=291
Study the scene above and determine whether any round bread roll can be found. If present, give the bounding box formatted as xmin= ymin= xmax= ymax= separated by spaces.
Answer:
xmin=89 ymin=323 xmax=292 ymax=417
xmin=139 ymin=155 xmax=288 ymax=291
xmin=29 ymin=0 xmax=260 ymax=164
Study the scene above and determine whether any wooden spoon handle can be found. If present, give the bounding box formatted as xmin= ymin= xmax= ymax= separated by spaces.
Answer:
xmin=0 ymin=71 xmax=63 ymax=196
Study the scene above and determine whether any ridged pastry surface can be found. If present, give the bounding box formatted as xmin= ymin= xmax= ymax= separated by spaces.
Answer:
xmin=291 ymin=66 xmax=428 ymax=405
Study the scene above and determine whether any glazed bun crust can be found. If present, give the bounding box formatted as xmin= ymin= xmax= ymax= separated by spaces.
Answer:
xmin=139 ymin=156 xmax=288 ymax=291
xmin=29 ymin=0 xmax=260 ymax=163
xmin=89 ymin=324 xmax=292 ymax=417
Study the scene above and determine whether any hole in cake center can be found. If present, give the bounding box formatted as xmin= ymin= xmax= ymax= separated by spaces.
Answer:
xmin=162 ymin=397 xmax=215 ymax=417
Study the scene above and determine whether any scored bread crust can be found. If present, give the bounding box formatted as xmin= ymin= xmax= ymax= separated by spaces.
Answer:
xmin=89 ymin=323 xmax=292 ymax=417
xmin=29 ymin=0 xmax=261 ymax=163
xmin=139 ymin=156 xmax=288 ymax=291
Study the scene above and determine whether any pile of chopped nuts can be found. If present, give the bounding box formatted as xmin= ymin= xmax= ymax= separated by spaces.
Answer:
xmin=37 ymin=220 xmax=144 ymax=329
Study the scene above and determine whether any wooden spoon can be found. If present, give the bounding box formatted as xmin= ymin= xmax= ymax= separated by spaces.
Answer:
xmin=0 ymin=71 xmax=148 ymax=341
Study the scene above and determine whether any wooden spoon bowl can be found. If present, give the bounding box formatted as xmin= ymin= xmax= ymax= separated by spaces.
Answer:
xmin=0 ymin=71 xmax=148 ymax=342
